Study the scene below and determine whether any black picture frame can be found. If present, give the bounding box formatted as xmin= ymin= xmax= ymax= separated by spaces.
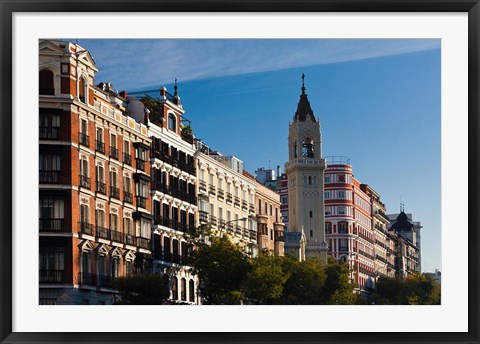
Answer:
xmin=1 ymin=1 xmax=479 ymax=343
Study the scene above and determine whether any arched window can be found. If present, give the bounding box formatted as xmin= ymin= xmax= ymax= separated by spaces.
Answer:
xmin=181 ymin=278 xmax=187 ymax=301
xmin=294 ymin=141 xmax=297 ymax=158
xmin=189 ymin=279 xmax=195 ymax=302
xmin=302 ymin=137 xmax=314 ymax=158
xmin=39 ymin=69 xmax=54 ymax=95
xmin=168 ymin=113 xmax=176 ymax=131
xmin=111 ymin=258 xmax=119 ymax=278
xmin=171 ymin=277 xmax=178 ymax=300
xmin=79 ymin=77 xmax=86 ymax=103
xmin=308 ymin=176 xmax=312 ymax=185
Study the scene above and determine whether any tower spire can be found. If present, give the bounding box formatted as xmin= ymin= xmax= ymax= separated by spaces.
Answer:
xmin=301 ymin=73 xmax=306 ymax=95
xmin=174 ymin=77 xmax=178 ymax=97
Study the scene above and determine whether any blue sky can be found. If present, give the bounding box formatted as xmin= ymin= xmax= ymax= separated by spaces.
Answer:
xmin=77 ymin=39 xmax=441 ymax=272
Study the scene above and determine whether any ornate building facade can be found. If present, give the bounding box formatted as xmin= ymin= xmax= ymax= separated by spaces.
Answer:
xmin=39 ymin=40 xmax=151 ymax=305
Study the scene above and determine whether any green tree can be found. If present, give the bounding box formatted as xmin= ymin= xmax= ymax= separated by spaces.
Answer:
xmin=324 ymin=257 xmax=360 ymax=304
xmin=245 ymin=251 xmax=288 ymax=304
xmin=277 ymin=254 xmax=327 ymax=305
xmin=113 ymin=274 xmax=170 ymax=305
xmin=190 ymin=235 xmax=251 ymax=304
xmin=375 ymin=273 xmax=441 ymax=305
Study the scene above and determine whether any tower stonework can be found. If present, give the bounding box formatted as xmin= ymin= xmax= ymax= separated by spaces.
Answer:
xmin=284 ymin=75 xmax=328 ymax=261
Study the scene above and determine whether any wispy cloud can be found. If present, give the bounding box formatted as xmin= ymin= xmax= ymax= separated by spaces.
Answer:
xmin=77 ymin=39 xmax=440 ymax=91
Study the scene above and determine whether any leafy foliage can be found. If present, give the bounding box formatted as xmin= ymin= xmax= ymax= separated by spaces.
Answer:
xmin=113 ymin=274 xmax=170 ymax=305
xmin=374 ymin=273 xmax=441 ymax=305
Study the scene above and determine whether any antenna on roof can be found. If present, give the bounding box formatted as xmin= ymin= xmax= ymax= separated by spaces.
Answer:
xmin=174 ymin=77 xmax=178 ymax=97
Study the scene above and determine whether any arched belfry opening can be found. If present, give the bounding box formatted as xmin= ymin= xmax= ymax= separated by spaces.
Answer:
xmin=302 ymin=137 xmax=314 ymax=158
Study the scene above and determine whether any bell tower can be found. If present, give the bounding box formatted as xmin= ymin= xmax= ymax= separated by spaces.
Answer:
xmin=285 ymin=74 xmax=328 ymax=261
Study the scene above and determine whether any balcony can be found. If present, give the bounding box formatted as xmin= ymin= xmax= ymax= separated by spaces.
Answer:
xmin=209 ymin=184 xmax=216 ymax=196
xmin=152 ymin=150 xmax=196 ymax=176
xmin=226 ymin=192 xmax=233 ymax=204
xmin=79 ymin=132 xmax=89 ymax=147
xmin=39 ymin=218 xmax=63 ymax=232
xmin=96 ymin=140 xmax=105 ymax=154
xmin=199 ymin=180 xmax=207 ymax=193
xmin=39 ymin=127 xmax=59 ymax=140
xmin=154 ymin=251 xmax=187 ymax=265
xmin=136 ymin=158 xmax=146 ymax=172
xmin=124 ymin=191 xmax=133 ymax=204
xmin=375 ymin=210 xmax=390 ymax=222
xmin=234 ymin=196 xmax=240 ymax=207
xmin=137 ymin=237 xmax=151 ymax=250
xmin=123 ymin=153 xmax=132 ymax=166
xmin=110 ymin=229 xmax=124 ymax=243
xmin=110 ymin=186 xmax=120 ymax=199
xmin=235 ymin=225 xmax=242 ymax=236
xmin=40 ymin=87 xmax=55 ymax=95
xmin=249 ymin=203 xmax=255 ymax=213
xmin=199 ymin=211 xmax=208 ymax=224
xmin=79 ymin=175 xmax=90 ymax=189
xmin=39 ymin=170 xmax=60 ymax=183
xmin=125 ymin=234 xmax=135 ymax=246
xmin=96 ymin=181 xmax=107 ymax=195
xmin=110 ymin=146 xmax=118 ymax=160
xmin=39 ymin=269 xmax=65 ymax=284
xmin=241 ymin=200 xmax=248 ymax=210
xmin=217 ymin=189 xmax=224 ymax=200
xmin=95 ymin=225 xmax=110 ymax=240
xmin=78 ymin=221 xmax=94 ymax=236
xmin=79 ymin=272 xmax=117 ymax=288
xmin=226 ymin=223 xmax=234 ymax=233
xmin=136 ymin=196 xmax=147 ymax=208
xmin=209 ymin=215 xmax=217 ymax=227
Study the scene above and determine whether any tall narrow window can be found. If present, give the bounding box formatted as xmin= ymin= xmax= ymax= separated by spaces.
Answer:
xmin=189 ymin=279 xmax=195 ymax=302
xmin=111 ymin=259 xmax=119 ymax=279
xmin=110 ymin=133 xmax=118 ymax=159
xmin=181 ymin=278 xmax=187 ymax=301
xmin=172 ymin=277 xmax=178 ymax=300
xmin=39 ymin=198 xmax=64 ymax=231
xmin=79 ymin=77 xmax=86 ymax=103
xmin=39 ymin=70 xmax=54 ymax=95
xmin=168 ymin=113 xmax=176 ymax=131
xmin=39 ymin=153 xmax=61 ymax=183
xmin=39 ymin=113 xmax=60 ymax=139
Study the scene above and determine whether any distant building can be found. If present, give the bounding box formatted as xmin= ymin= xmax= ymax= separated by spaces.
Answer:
xmin=244 ymin=170 xmax=285 ymax=256
xmin=387 ymin=209 xmax=422 ymax=277
xmin=426 ymin=269 xmax=441 ymax=285
xmin=284 ymin=75 xmax=328 ymax=261
xmin=195 ymin=140 xmax=258 ymax=256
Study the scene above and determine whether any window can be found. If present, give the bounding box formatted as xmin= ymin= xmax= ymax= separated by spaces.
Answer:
xmin=310 ymin=230 xmax=313 ymax=237
xmin=110 ymin=213 xmax=119 ymax=231
xmin=39 ymin=153 xmax=61 ymax=183
xmin=79 ymin=119 xmax=89 ymax=147
xmin=325 ymin=206 xmax=331 ymax=216
xmin=189 ymin=279 xmax=195 ymax=302
xmin=80 ymin=204 xmax=89 ymax=224
xmin=325 ymin=222 xmax=332 ymax=234
xmin=325 ymin=175 xmax=330 ymax=183
xmin=123 ymin=140 xmax=131 ymax=164
xmin=96 ymin=128 xmax=105 ymax=153
xmin=111 ymin=259 xmax=119 ymax=279
xmin=181 ymin=278 xmax=187 ymax=301
xmin=139 ymin=219 xmax=150 ymax=239
xmin=324 ymin=191 xmax=330 ymax=200
xmin=338 ymin=190 xmax=346 ymax=199
xmin=110 ymin=133 xmax=118 ymax=159
xmin=39 ymin=247 xmax=64 ymax=283
xmin=79 ymin=77 xmax=86 ymax=103
xmin=39 ymin=198 xmax=64 ymax=231
xmin=339 ymin=222 xmax=348 ymax=233
xmin=39 ymin=69 xmax=54 ymax=95
xmin=338 ymin=207 xmax=346 ymax=215
xmin=172 ymin=277 xmax=178 ymax=300
xmin=281 ymin=197 xmax=288 ymax=205
xmin=39 ymin=113 xmax=60 ymax=139
xmin=308 ymin=176 xmax=312 ymax=185
xmin=124 ymin=217 xmax=133 ymax=235
xmin=309 ymin=211 xmax=313 ymax=218
xmin=168 ymin=113 xmax=176 ymax=131
xmin=97 ymin=255 xmax=106 ymax=277
xmin=302 ymin=137 xmax=314 ymax=158
xmin=96 ymin=164 xmax=106 ymax=194
xmin=96 ymin=209 xmax=106 ymax=228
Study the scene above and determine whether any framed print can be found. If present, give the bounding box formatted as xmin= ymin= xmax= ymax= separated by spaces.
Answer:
xmin=1 ymin=1 xmax=479 ymax=343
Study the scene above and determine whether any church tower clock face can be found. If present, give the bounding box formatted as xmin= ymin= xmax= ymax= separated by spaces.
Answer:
xmin=284 ymin=74 xmax=328 ymax=261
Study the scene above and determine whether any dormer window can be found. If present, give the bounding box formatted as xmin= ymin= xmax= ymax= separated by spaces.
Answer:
xmin=39 ymin=69 xmax=54 ymax=95
xmin=168 ymin=113 xmax=176 ymax=132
